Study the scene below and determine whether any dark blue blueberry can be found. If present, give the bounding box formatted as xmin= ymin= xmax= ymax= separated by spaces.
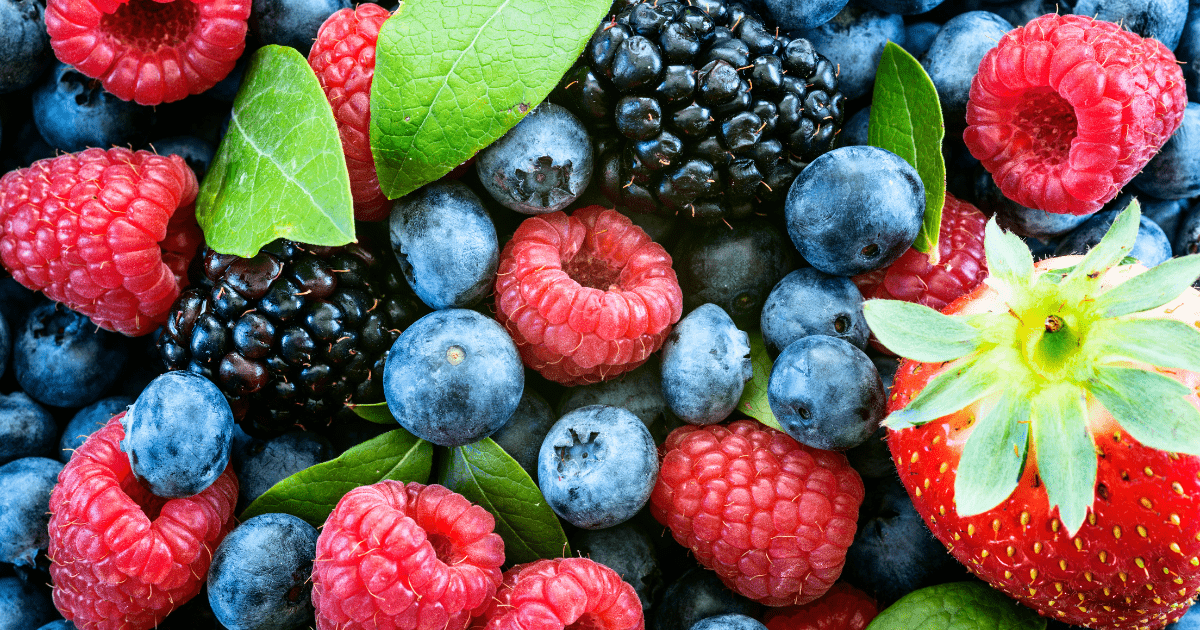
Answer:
xmin=652 ymin=566 xmax=762 ymax=630
xmin=0 ymin=576 xmax=56 ymax=629
xmin=1073 ymin=0 xmax=1188 ymax=49
xmin=383 ymin=309 xmax=523 ymax=447
xmin=477 ymin=103 xmax=594 ymax=214
xmin=558 ymin=359 xmax=669 ymax=442
xmin=149 ymin=135 xmax=216 ymax=180
xmin=0 ymin=277 xmax=37 ymax=334
xmin=785 ymin=146 xmax=925 ymax=276
xmin=0 ymin=457 xmax=63 ymax=568
xmin=489 ymin=389 xmax=556 ymax=481
xmin=761 ymin=267 xmax=869 ymax=356
xmin=59 ymin=396 xmax=134 ymax=463
xmin=858 ymin=0 xmax=945 ymax=14
xmin=235 ymin=432 xmax=333 ymax=512
xmin=845 ymin=426 xmax=894 ymax=479
xmin=902 ymin=21 xmax=942 ymax=58
xmin=992 ymin=203 xmax=1089 ymax=240
xmin=570 ymin=521 xmax=663 ymax=612
xmin=0 ymin=393 xmax=57 ymax=465
xmin=768 ymin=335 xmax=885 ymax=450
xmin=537 ymin=404 xmax=658 ymax=529
xmin=1142 ymin=197 xmax=1189 ymax=247
xmin=660 ymin=304 xmax=752 ymax=425
xmin=250 ymin=0 xmax=350 ymax=56
xmin=0 ymin=0 xmax=50 ymax=93
xmin=1179 ymin=6 xmax=1200 ymax=102
xmin=207 ymin=513 xmax=319 ymax=630
xmin=1168 ymin=601 xmax=1200 ymax=629
xmin=0 ymin=307 xmax=9 ymax=381
xmin=389 ymin=182 xmax=499 ymax=310
xmin=839 ymin=106 xmax=871 ymax=147
xmin=32 ymin=62 xmax=154 ymax=152
xmin=842 ymin=475 xmax=967 ymax=605
xmin=921 ymin=11 xmax=1013 ymax=125
xmin=14 ymin=301 xmax=130 ymax=408
xmin=753 ymin=0 xmax=848 ymax=32
xmin=35 ymin=621 xmax=77 ymax=630
xmin=121 ymin=371 xmax=234 ymax=498
xmin=208 ymin=48 xmax=253 ymax=103
xmin=690 ymin=614 xmax=767 ymax=630
xmin=1132 ymin=103 xmax=1200 ymax=200
xmin=1055 ymin=207 xmax=1173 ymax=267
xmin=800 ymin=5 xmax=905 ymax=100
xmin=1174 ymin=199 xmax=1200 ymax=258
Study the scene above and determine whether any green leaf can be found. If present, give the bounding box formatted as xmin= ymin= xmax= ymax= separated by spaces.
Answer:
xmin=954 ymin=393 xmax=1030 ymax=516
xmin=868 ymin=41 xmax=945 ymax=256
xmin=736 ymin=331 xmax=783 ymax=432
xmin=437 ymin=438 xmax=570 ymax=564
xmin=1029 ymin=386 xmax=1094 ymax=536
xmin=863 ymin=300 xmax=980 ymax=363
xmin=240 ymin=428 xmax=432 ymax=527
xmin=983 ymin=217 xmax=1034 ymax=292
xmin=1063 ymin=199 xmax=1140 ymax=287
xmin=196 ymin=45 xmax=355 ymax=257
xmin=886 ymin=356 xmax=998 ymax=429
xmin=1088 ymin=366 xmax=1200 ymax=456
xmin=864 ymin=582 xmax=1046 ymax=630
xmin=1091 ymin=318 xmax=1200 ymax=373
xmin=349 ymin=401 xmax=396 ymax=425
xmin=370 ymin=0 xmax=610 ymax=199
xmin=1092 ymin=253 xmax=1200 ymax=317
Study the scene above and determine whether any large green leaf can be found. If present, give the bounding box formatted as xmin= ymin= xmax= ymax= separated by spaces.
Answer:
xmin=735 ymin=331 xmax=784 ymax=432
xmin=196 ymin=45 xmax=355 ymax=257
xmin=865 ymin=582 xmax=1045 ymax=630
xmin=370 ymin=0 xmax=610 ymax=199
xmin=349 ymin=401 xmax=397 ymax=425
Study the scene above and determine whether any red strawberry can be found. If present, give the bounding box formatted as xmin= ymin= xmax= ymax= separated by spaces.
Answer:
xmin=864 ymin=201 xmax=1200 ymax=629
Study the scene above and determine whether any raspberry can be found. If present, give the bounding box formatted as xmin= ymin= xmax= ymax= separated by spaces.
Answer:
xmin=472 ymin=558 xmax=644 ymax=630
xmin=47 ymin=413 xmax=238 ymax=630
xmin=494 ymin=206 xmax=683 ymax=386
xmin=650 ymin=420 xmax=864 ymax=607
xmin=852 ymin=193 xmax=988 ymax=313
xmin=0 ymin=148 xmax=204 ymax=336
xmin=44 ymin=0 xmax=250 ymax=106
xmin=762 ymin=583 xmax=877 ymax=630
xmin=309 ymin=4 xmax=392 ymax=222
xmin=964 ymin=13 xmax=1187 ymax=215
xmin=312 ymin=481 xmax=505 ymax=630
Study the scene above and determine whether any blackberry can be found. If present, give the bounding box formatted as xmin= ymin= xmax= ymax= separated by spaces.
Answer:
xmin=157 ymin=239 xmax=426 ymax=436
xmin=555 ymin=0 xmax=844 ymax=223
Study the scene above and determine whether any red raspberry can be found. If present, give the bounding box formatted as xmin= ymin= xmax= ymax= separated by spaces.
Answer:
xmin=312 ymin=480 xmax=505 ymax=630
xmin=0 ymin=148 xmax=204 ymax=336
xmin=494 ymin=206 xmax=683 ymax=386
xmin=472 ymin=558 xmax=644 ymax=630
xmin=47 ymin=413 xmax=238 ymax=630
xmin=650 ymin=420 xmax=864 ymax=607
xmin=309 ymin=4 xmax=392 ymax=222
xmin=44 ymin=0 xmax=250 ymax=106
xmin=762 ymin=583 xmax=877 ymax=630
xmin=964 ymin=13 xmax=1186 ymax=215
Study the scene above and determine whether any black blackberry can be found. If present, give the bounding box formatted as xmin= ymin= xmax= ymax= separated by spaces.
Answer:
xmin=555 ymin=0 xmax=845 ymax=223
xmin=157 ymin=239 xmax=426 ymax=436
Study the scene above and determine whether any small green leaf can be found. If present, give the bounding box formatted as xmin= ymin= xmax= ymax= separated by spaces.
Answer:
xmin=349 ymin=401 xmax=396 ymax=425
xmin=868 ymin=41 xmax=945 ymax=256
xmin=863 ymin=300 xmax=980 ymax=363
xmin=1092 ymin=254 xmax=1200 ymax=317
xmin=197 ymin=45 xmax=355 ymax=257
xmin=736 ymin=331 xmax=783 ymax=432
xmin=864 ymin=582 xmax=1046 ymax=630
xmin=1063 ymin=199 xmax=1140 ymax=287
xmin=438 ymin=438 xmax=570 ymax=564
xmin=1091 ymin=318 xmax=1200 ymax=373
xmin=1088 ymin=366 xmax=1200 ymax=456
xmin=886 ymin=356 xmax=998 ymax=429
xmin=954 ymin=393 xmax=1030 ymax=516
xmin=370 ymin=0 xmax=610 ymax=199
xmin=983 ymin=217 xmax=1034 ymax=292
xmin=1029 ymin=386 xmax=1094 ymax=536
xmin=240 ymin=428 xmax=432 ymax=527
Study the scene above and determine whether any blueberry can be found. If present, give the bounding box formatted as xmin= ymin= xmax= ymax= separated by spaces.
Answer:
xmin=761 ymin=268 xmax=869 ymax=356
xmin=1143 ymin=197 xmax=1189 ymax=248
xmin=0 ymin=0 xmax=50 ymax=93
xmin=35 ymin=622 xmax=76 ymax=630
xmin=857 ymin=0 xmax=944 ymax=13
xmin=1169 ymin=601 xmax=1200 ymax=629
xmin=920 ymin=11 xmax=1013 ymax=126
xmin=785 ymin=146 xmax=925 ymax=277
xmin=753 ymin=0 xmax=848 ymax=32
xmin=991 ymin=203 xmax=1089 ymax=240
xmin=558 ymin=360 xmax=669 ymax=442
xmin=652 ymin=566 xmax=762 ymax=630
xmin=0 ymin=277 xmax=37 ymax=333
xmin=14 ymin=301 xmax=130 ymax=408
xmin=1179 ymin=8 xmax=1200 ymax=102
xmin=902 ymin=21 xmax=942 ymax=58
xmin=207 ymin=513 xmax=319 ymax=630
xmin=538 ymin=405 xmax=658 ymax=529
xmin=1174 ymin=201 xmax=1200 ymax=258
xmin=389 ymin=181 xmax=499 ymax=310
xmin=0 ymin=393 xmax=56 ymax=465
xmin=839 ymin=106 xmax=871 ymax=147
xmin=1055 ymin=208 xmax=1173 ymax=267
xmin=1132 ymin=103 xmax=1200 ymax=200
xmin=845 ymin=426 xmax=894 ymax=479
xmin=0 ymin=457 xmax=63 ymax=568
xmin=799 ymin=5 xmax=905 ymax=100
xmin=1073 ymin=0 xmax=1188 ymax=49
xmin=32 ymin=62 xmax=153 ymax=152
xmin=383 ymin=309 xmax=523 ymax=447
xmin=250 ymin=0 xmax=350 ymax=56
xmin=660 ymin=304 xmax=752 ymax=426
xmin=477 ymin=103 xmax=594 ymax=214
xmin=0 ymin=576 xmax=56 ymax=629
xmin=149 ymin=135 xmax=216 ymax=180
xmin=767 ymin=335 xmax=885 ymax=450
xmin=58 ymin=396 xmax=134 ymax=463
xmin=489 ymin=389 xmax=556 ymax=481
xmin=571 ymin=521 xmax=663 ymax=612
xmin=691 ymin=614 xmax=767 ymax=630
xmin=235 ymin=432 xmax=333 ymax=512
xmin=121 ymin=371 xmax=235 ymax=498
xmin=0 ymin=307 xmax=9 ymax=381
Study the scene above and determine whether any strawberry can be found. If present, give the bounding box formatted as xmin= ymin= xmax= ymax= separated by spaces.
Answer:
xmin=863 ymin=201 xmax=1200 ymax=630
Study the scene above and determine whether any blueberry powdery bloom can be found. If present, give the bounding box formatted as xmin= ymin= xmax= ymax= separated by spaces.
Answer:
xmin=477 ymin=102 xmax=594 ymax=214
xmin=661 ymin=304 xmax=753 ymax=425
xmin=0 ymin=457 xmax=63 ymax=568
xmin=207 ymin=513 xmax=319 ymax=630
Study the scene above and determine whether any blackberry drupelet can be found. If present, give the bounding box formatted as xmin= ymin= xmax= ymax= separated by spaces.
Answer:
xmin=555 ymin=0 xmax=845 ymax=223
xmin=157 ymin=239 xmax=426 ymax=436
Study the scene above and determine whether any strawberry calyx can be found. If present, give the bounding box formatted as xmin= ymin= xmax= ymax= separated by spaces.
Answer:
xmin=863 ymin=200 xmax=1200 ymax=535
